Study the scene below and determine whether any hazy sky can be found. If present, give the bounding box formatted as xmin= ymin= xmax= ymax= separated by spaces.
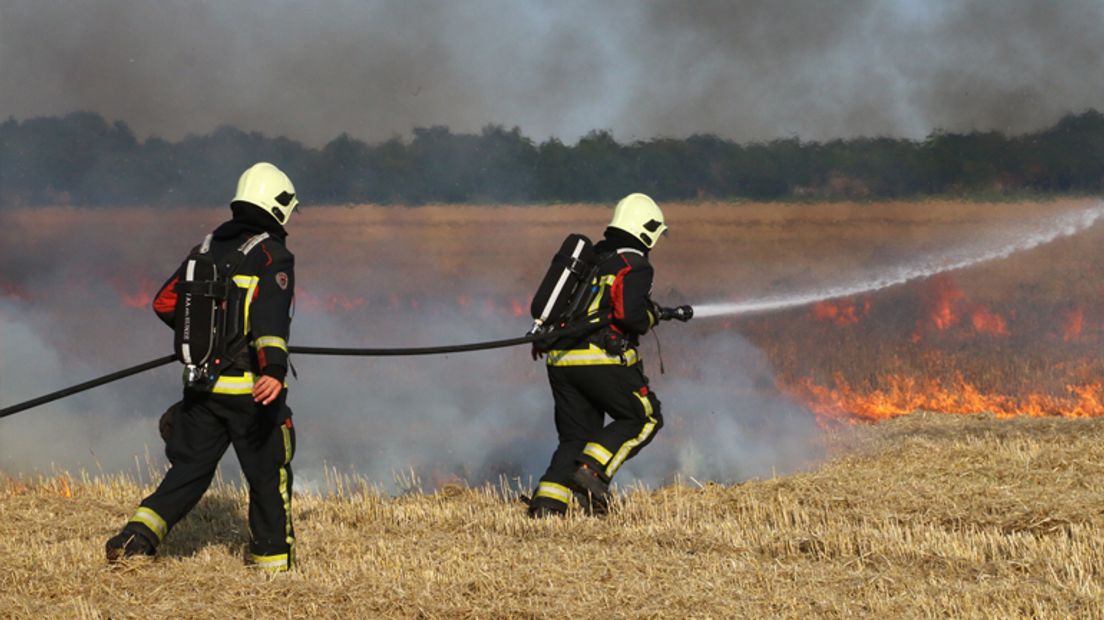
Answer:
xmin=3 ymin=0 xmax=1104 ymax=146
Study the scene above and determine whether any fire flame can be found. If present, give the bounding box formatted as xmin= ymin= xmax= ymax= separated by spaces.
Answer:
xmin=57 ymin=476 xmax=72 ymax=498
xmin=969 ymin=306 xmax=1009 ymax=336
xmin=787 ymin=374 xmax=1104 ymax=426
xmin=112 ymin=275 xmax=158 ymax=309
xmin=908 ymin=275 xmax=1011 ymax=339
xmin=811 ymin=298 xmax=871 ymax=326
xmin=926 ymin=274 xmax=965 ymax=330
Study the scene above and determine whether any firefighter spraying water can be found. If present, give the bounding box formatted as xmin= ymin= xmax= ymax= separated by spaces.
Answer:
xmin=526 ymin=193 xmax=692 ymax=517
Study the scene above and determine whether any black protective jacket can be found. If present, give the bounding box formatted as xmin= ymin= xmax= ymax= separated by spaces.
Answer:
xmin=545 ymin=228 xmax=657 ymax=367
xmin=152 ymin=204 xmax=295 ymax=382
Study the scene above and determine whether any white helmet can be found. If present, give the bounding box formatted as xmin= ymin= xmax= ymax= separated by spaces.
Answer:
xmin=609 ymin=193 xmax=667 ymax=248
xmin=233 ymin=162 xmax=299 ymax=225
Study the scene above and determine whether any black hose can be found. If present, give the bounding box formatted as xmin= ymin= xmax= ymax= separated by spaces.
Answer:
xmin=0 ymin=320 xmax=606 ymax=419
xmin=287 ymin=319 xmax=602 ymax=356
xmin=0 ymin=354 xmax=177 ymax=419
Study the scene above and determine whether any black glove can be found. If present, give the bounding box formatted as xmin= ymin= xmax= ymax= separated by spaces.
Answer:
xmin=655 ymin=304 xmax=694 ymax=322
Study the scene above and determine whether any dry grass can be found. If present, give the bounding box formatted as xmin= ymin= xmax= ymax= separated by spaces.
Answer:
xmin=3 ymin=413 xmax=1104 ymax=619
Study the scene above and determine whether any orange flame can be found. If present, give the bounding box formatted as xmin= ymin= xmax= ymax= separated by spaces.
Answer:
xmin=57 ymin=476 xmax=72 ymax=498
xmin=811 ymin=297 xmax=871 ymax=327
xmin=114 ymin=276 xmax=158 ymax=309
xmin=787 ymin=374 xmax=1104 ymax=426
xmin=969 ymin=305 xmax=1009 ymax=336
xmin=926 ymin=275 xmax=964 ymax=330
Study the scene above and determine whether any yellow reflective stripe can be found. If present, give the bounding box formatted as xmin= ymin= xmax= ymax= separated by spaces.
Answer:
xmin=211 ymin=372 xmax=255 ymax=395
xmin=249 ymin=553 xmax=289 ymax=572
xmin=232 ymin=275 xmax=260 ymax=287
xmin=233 ymin=275 xmax=260 ymax=333
xmin=635 ymin=390 xmax=654 ymax=418
xmin=586 ymin=275 xmax=616 ymax=316
xmin=546 ymin=345 xmax=638 ymax=367
xmin=128 ymin=507 xmax=168 ymax=542
xmin=282 ymin=424 xmax=293 ymax=466
xmin=583 ymin=442 xmax=613 ymax=465
xmin=280 ymin=425 xmax=295 ymax=567
xmin=605 ymin=391 xmax=657 ymax=478
xmin=254 ymin=336 xmax=288 ymax=352
xmin=535 ymin=481 xmax=572 ymax=505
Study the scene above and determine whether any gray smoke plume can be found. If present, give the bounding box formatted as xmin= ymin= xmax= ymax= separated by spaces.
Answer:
xmin=0 ymin=210 xmax=822 ymax=491
xmin=2 ymin=0 xmax=1103 ymax=145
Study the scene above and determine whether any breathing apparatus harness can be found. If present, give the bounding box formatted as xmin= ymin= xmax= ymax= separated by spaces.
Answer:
xmin=527 ymin=233 xmax=692 ymax=370
xmin=174 ymin=232 xmax=269 ymax=390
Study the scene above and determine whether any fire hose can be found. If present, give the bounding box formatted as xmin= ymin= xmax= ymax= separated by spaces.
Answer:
xmin=0 ymin=308 xmax=690 ymax=420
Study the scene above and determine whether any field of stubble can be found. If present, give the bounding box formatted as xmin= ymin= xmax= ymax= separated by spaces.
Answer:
xmin=3 ymin=413 xmax=1103 ymax=618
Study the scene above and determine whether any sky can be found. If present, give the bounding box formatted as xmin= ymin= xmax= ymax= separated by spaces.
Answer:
xmin=3 ymin=0 xmax=1104 ymax=146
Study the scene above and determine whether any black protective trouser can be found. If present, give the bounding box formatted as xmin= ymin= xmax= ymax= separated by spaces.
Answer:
xmin=533 ymin=363 xmax=663 ymax=511
xmin=123 ymin=390 xmax=295 ymax=568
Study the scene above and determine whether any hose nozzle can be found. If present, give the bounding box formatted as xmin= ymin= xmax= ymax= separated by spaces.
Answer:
xmin=657 ymin=304 xmax=694 ymax=322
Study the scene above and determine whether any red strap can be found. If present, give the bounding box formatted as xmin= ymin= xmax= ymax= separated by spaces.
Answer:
xmin=152 ymin=276 xmax=179 ymax=315
xmin=610 ymin=255 xmax=633 ymax=320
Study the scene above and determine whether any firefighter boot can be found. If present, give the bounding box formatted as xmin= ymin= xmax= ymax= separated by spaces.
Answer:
xmin=105 ymin=528 xmax=157 ymax=562
xmin=527 ymin=496 xmax=568 ymax=519
xmin=572 ymin=463 xmax=611 ymax=516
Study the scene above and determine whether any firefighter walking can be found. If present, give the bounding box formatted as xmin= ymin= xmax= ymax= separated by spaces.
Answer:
xmin=529 ymin=193 xmax=691 ymax=518
xmin=106 ymin=162 xmax=300 ymax=571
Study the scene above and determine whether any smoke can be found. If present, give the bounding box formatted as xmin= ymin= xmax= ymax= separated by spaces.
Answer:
xmin=0 ymin=208 xmax=823 ymax=490
xmin=0 ymin=298 xmax=172 ymax=481
xmin=3 ymin=1 xmax=1103 ymax=145
xmin=695 ymin=203 xmax=1104 ymax=318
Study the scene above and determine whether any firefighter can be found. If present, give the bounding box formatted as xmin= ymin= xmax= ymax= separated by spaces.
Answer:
xmin=529 ymin=193 xmax=688 ymax=518
xmin=106 ymin=162 xmax=299 ymax=571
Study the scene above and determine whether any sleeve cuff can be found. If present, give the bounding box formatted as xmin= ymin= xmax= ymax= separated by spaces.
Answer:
xmin=262 ymin=365 xmax=287 ymax=382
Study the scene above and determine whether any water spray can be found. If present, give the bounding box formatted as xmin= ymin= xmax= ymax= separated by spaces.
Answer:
xmin=693 ymin=205 xmax=1104 ymax=319
xmin=2 ymin=205 xmax=1100 ymax=419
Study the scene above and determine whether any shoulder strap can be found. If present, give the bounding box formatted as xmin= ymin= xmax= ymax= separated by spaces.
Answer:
xmin=198 ymin=233 xmax=214 ymax=254
xmin=222 ymin=233 xmax=271 ymax=278
xmin=237 ymin=232 xmax=270 ymax=254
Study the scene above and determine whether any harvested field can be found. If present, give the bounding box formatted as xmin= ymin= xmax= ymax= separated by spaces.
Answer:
xmin=2 ymin=413 xmax=1103 ymax=618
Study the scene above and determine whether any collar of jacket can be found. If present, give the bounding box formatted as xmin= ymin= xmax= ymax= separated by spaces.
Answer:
xmin=597 ymin=227 xmax=649 ymax=256
xmin=213 ymin=202 xmax=289 ymax=242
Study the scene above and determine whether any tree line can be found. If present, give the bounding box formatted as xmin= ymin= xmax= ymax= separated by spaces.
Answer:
xmin=2 ymin=110 xmax=1103 ymax=206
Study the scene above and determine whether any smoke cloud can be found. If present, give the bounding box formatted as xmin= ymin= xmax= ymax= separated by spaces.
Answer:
xmin=3 ymin=0 xmax=1103 ymax=145
xmin=0 ymin=207 xmax=823 ymax=491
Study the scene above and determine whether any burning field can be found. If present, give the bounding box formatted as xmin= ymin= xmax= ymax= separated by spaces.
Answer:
xmin=1 ymin=198 xmax=1103 ymax=483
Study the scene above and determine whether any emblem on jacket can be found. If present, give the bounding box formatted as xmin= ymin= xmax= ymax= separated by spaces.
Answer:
xmin=275 ymin=272 xmax=289 ymax=290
